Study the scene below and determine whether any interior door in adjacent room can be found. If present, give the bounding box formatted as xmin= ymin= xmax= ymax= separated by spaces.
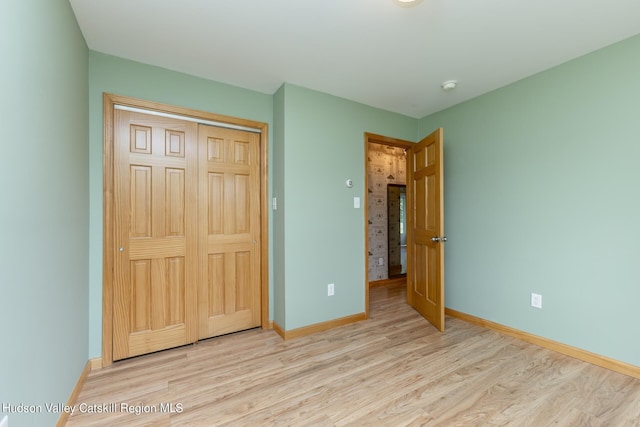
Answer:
xmin=197 ymin=124 xmax=262 ymax=339
xmin=113 ymin=110 xmax=199 ymax=360
xmin=407 ymin=128 xmax=445 ymax=331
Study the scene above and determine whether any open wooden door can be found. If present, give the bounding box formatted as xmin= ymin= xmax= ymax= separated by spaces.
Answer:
xmin=406 ymin=128 xmax=445 ymax=331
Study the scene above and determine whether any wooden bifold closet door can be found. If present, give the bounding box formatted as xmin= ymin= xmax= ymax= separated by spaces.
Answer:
xmin=112 ymin=108 xmax=261 ymax=361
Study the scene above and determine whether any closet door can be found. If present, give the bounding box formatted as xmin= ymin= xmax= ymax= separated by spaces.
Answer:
xmin=112 ymin=110 xmax=198 ymax=360
xmin=197 ymin=124 xmax=262 ymax=339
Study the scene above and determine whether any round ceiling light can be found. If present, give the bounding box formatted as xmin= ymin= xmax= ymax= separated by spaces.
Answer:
xmin=393 ymin=0 xmax=424 ymax=7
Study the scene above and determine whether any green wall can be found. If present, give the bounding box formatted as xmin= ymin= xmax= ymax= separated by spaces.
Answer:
xmin=419 ymin=34 xmax=640 ymax=366
xmin=0 ymin=1 xmax=89 ymax=426
xmin=277 ymin=84 xmax=418 ymax=329
xmin=87 ymin=52 xmax=274 ymax=357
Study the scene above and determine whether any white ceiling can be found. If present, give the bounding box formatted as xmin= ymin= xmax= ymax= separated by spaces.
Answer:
xmin=69 ymin=0 xmax=640 ymax=118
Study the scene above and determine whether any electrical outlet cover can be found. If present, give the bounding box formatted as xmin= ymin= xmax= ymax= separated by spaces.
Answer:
xmin=531 ymin=293 xmax=542 ymax=309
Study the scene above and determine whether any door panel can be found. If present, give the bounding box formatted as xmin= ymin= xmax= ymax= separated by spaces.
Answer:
xmin=198 ymin=125 xmax=261 ymax=339
xmin=407 ymin=128 xmax=445 ymax=331
xmin=113 ymin=110 xmax=198 ymax=361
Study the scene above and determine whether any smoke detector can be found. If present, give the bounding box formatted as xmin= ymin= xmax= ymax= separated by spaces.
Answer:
xmin=441 ymin=80 xmax=458 ymax=91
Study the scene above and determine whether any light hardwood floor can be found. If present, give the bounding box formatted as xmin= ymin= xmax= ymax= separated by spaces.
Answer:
xmin=67 ymin=285 xmax=640 ymax=426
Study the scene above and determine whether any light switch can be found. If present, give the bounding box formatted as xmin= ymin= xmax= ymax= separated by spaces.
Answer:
xmin=354 ymin=197 xmax=360 ymax=209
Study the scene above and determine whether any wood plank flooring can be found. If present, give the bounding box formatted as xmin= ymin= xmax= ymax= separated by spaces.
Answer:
xmin=67 ymin=285 xmax=640 ymax=426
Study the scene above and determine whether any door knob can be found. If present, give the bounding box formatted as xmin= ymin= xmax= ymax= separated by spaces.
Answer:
xmin=119 ymin=247 xmax=124 ymax=252
xmin=431 ymin=236 xmax=448 ymax=243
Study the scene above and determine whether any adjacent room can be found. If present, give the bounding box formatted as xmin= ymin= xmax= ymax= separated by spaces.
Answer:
xmin=2 ymin=0 xmax=640 ymax=425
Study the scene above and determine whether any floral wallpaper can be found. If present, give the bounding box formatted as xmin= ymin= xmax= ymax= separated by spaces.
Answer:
xmin=367 ymin=142 xmax=406 ymax=281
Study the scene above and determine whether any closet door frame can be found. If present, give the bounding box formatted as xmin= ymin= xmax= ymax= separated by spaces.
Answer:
xmin=102 ymin=93 xmax=270 ymax=367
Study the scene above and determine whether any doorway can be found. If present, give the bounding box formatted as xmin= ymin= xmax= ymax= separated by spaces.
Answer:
xmin=364 ymin=130 xmax=446 ymax=332
xmin=364 ymin=133 xmax=413 ymax=315
xmin=387 ymin=183 xmax=407 ymax=278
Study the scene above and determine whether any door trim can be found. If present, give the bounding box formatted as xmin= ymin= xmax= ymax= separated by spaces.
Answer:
xmin=102 ymin=93 xmax=270 ymax=366
xmin=363 ymin=132 xmax=413 ymax=318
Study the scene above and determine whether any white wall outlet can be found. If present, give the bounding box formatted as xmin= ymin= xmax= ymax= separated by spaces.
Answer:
xmin=378 ymin=257 xmax=384 ymax=266
xmin=1 ymin=414 xmax=8 ymax=427
xmin=531 ymin=293 xmax=542 ymax=309
xmin=272 ymin=197 xmax=277 ymax=210
xmin=327 ymin=283 xmax=335 ymax=296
